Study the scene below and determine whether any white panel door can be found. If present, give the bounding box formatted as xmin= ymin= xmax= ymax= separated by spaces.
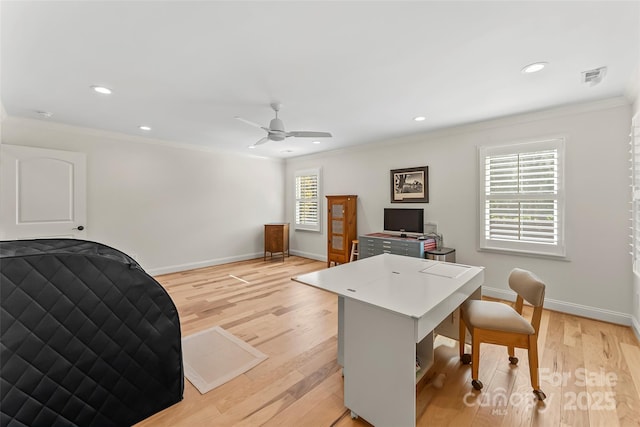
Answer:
xmin=0 ymin=144 xmax=86 ymax=239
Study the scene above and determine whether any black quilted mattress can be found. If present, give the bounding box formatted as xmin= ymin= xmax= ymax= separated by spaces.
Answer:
xmin=1 ymin=239 xmax=183 ymax=427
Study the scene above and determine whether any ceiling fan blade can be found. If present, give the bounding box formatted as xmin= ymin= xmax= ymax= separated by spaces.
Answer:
xmin=253 ymin=137 xmax=269 ymax=146
xmin=235 ymin=116 xmax=269 ymax=131
xmin=286 ymin=131 xmax=332 ymax=138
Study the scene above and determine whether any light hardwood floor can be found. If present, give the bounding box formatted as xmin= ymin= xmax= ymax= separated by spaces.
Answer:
xmin=135 ymin=256 xmax=640 ymax=427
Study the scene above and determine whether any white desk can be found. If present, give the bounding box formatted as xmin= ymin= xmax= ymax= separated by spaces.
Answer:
xmin=292 ymin=253 xmax=484 ymax=427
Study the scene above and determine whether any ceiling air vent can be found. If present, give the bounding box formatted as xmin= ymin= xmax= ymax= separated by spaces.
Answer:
xmin=581 ymin=67 xmax=607 ymax=86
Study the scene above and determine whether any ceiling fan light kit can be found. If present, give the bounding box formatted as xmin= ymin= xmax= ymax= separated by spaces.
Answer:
xmin=235 ymin=103 xmax=332 ymax=147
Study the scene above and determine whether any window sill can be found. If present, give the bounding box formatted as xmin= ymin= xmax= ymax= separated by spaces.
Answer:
xmin=478 ymin=247 xmax=570 ymax=262
xmin=294 ymin=227 xmax=321 ymax=233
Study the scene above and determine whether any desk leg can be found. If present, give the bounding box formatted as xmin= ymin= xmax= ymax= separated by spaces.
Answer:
xmin=344 ymin=298 xmax=417 ymax=427
xmin=337 ymin=296 xmax=344 ymax=367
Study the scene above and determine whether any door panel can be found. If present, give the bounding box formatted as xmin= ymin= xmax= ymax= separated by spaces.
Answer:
xmin=1 ymin=145 xmax=86 ymax=240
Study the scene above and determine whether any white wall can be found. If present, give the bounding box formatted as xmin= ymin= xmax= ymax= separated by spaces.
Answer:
xmin=1 ymin=117 xmax=285 ymax=275
xmin=632 ymin=35 xmax=640 ymax=336
xmin=286 ymin=98 xmax=633 ymax=324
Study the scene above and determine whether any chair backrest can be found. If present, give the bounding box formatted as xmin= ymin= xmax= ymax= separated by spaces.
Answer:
xmin=508 ymin=268 xmax=546 ymax=307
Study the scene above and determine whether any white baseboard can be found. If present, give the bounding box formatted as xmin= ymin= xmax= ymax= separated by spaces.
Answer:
xmin=146 ymin=252 xmax=263 ymax=276
xmin=632 ymin=316 xmax=640 ymax=342
xmin=146 ymin=250 xmax=326 ymax=276
xmin=289 ymin=249 xmax=325 ymax=262
xmin=482 ymin=286 xmax=634 ymax=327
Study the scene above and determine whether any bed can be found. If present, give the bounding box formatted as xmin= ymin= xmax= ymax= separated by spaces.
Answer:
xmin=1 ymin=239 xmax=183 ymax=427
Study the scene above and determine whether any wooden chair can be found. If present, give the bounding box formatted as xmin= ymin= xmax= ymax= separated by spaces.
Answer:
xmin=459 ymin=268 xmax=546 ymax=400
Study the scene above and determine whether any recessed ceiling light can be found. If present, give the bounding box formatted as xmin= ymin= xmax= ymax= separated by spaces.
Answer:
xmin=91 ymin=85 xmax=112 ymax=95
xmin=312 ymin=140 xmax=321 ymax=144
xmin=413 ymin=116 xmax=426 ymax=122
xmin=36 ymin=110 xmax=53 ymax=118
xmin=521 ymin=62 xmax=548 ymax=74
xmin=139 ymin=125 xmax=151 ymax=131
xmin=248 ymin=145 xmax=256 ymax=149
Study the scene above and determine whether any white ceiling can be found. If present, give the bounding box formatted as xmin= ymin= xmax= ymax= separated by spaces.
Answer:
xmin=2 ymin=1 xmax=639 ymax=159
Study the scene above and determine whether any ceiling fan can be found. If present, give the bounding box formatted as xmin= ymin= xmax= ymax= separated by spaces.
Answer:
xmin=234 ymin=103 xmax=332 ymax=146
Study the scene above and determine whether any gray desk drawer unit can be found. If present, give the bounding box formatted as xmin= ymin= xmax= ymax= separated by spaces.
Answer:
xmin=359 ymin=234 xmax=426 ymax=259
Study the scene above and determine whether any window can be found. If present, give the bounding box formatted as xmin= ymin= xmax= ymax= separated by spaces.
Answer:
xmin=295 ymin=168 xmax=321 ymax=232
xmin=631 ymin=115 xmax=640 ymax=272
xmin=479 ymin=138 xmax=565 ymax=257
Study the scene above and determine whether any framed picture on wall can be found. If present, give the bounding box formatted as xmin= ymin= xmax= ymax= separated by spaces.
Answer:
xmin=390 ymin=166 xmax=428 ymax=203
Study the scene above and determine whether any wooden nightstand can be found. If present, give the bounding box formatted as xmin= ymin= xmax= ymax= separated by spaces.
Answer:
xmin=264 ymin=223 xmax=289 ymax=261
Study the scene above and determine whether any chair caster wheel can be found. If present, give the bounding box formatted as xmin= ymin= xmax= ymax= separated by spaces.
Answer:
xmin=461 ymin=353 xmax=472 ymax=364
xmin=533 ymin=389 xmax=546 ymax=401
xmin=509 ymin=356 xmax=518 ymax=365
xmin=471 ymin=379 xmax=483 ymax=390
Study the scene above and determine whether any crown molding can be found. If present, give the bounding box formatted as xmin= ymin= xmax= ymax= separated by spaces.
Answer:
xmin=2 ymin=116 xmax=284 ymax=163
xmin=286 ymin=96 xmax=632 ymax=163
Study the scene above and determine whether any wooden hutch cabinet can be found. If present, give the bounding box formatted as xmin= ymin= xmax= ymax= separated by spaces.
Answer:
xmin=264 ymin=223 xmax=289 ymax=261
xmin=326 ymin=195 xmax=357 ymax=267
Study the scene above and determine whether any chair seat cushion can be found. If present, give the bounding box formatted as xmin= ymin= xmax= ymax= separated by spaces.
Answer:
xmin=462 ymin=300 xmax=535 ymax=335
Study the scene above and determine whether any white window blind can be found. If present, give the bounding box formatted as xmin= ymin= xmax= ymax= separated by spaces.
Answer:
xmin=295 ymin=168 xmax=321 ymax=232
xmin=630 ymin=115 xmax=640 ymax=272
xmin=479 ymin=139 xmax=565 ymax=257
